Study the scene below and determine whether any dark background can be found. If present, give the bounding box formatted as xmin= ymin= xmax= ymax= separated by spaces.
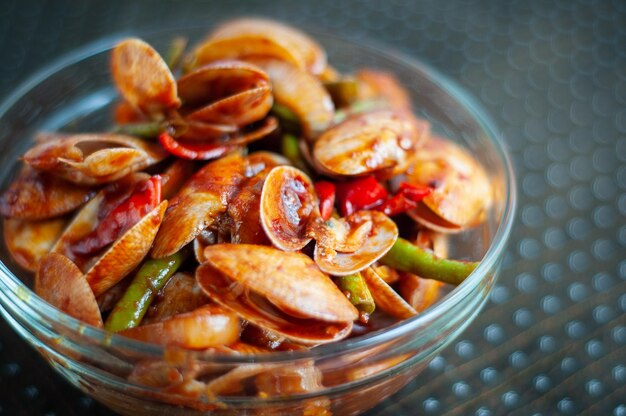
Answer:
xmin=0 ymin=1 xmax=624 ymax=415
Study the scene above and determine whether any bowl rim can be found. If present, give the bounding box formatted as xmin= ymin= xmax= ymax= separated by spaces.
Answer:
xmin=0 ymin=23 xmax=517 ymax=364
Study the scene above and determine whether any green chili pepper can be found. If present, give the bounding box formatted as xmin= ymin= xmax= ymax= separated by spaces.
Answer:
xmin=112 ymin=122 xmax=164 ymax=139
xmin=271 ymin=103 xmax=301 ymax=135
xmin=335 ymin=272 xmax=375 ymax=314
xmin=333 ymin=99 xmax=387 ymax=124
xmin=324 ymin=78 xmax=359 ymax=108
xmin=380 ymin=238 xmax=478 ymax=286
xmin=281 ymin=133 xmax=312 ymax=176
xmin=104 ymin=248 xmax=189 ymax=332
xmin=166 ymin=36 xmax=188 ymax=71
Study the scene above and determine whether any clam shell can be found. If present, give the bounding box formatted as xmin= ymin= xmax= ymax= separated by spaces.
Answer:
xmin=252 ymin=58 xmax=334 ymax=139
xmin=35 ymin=253 xmax=103 ymax=327
xmin=194 ymin=18 xmax=326 ymax=75
xmin=314 ymin=211 xmax=398 ymax=276
xmin=361 ymin=267 xmax=417 ymax=319
xmin=187 ymin=86 xmax=273 ymax=127
xmin=312 ymin=110 xmax=426 ymax=177
xmin=259 ymin=166 xmax=319 ymax=251
xmin=85 ymin=200 xmax=167 ymax=296
xmin=120 ymin=304 xmax=240 ymax=349
xmin=24 ymin=133 xmax=168 ymax=185
xmin=405 ymin=136 xmax=492 ymax=230
xmin=151 ymin=153 xmax=247 ymax=258
xmin=178 ymin=60 xmax=272 ymax=127
xmin=355 ymin=69 xmax=413 ymax=110
xmin=111 ymin=38 xmax=180 ymax=117
xmin=0 ymin=165 xmax=93 ymax=220
xmin=228 ymin=153 xmax=287 ymax=245
xmin=4 ymin=217 xmax=66 ymax=272
xmin=397 ymin=229 xmax=446 ymax=311
xmin=198 ymin=244 xmax=357 ymax=345
xmin=142 ymin=273 xmax=210 ymax=325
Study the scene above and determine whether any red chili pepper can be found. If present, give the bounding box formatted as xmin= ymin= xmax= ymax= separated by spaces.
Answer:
xmin=314 ymin=181 xmax=336 ymax=221
xmin=335 ymin=176 xmax=389 ymax=216
xmin=376 ymin=182 xmax=432 ymax=216
xmin=398 ymin=182 xmax=432 ymax=202
xmin=71 ymin=176 xmax=162 ymax=256
xmin=159 ymin=132 xmax=232 ymax=160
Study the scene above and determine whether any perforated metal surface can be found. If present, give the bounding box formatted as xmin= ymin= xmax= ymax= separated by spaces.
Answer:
xmin=0 ymin=1 xmax=624 ymax=415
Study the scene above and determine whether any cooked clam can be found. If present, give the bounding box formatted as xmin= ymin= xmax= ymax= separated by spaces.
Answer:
xmin=35 ymin=253 xmax=103 ymax=327
xmin=361 ymin=267 xmax=417 ymax=319
xmin=121 ymin=304 xmax=240 ymax=349
xmin=252 ymin=58 xmax=334 ymax=140
xmin=178 ymin=60 xmax=272 ymax=128
xmin=142 ymin=273 xmax=210 ymax=325
xmin=259 ymin=165 xmax=319 ymax=251
xmin=314 ymin=211 xmax=398 ymax=276
xmin=198 ymin=244 xmax=358 ymax=345
xmin=3 ymin=217 xmax=66 ymax=272
xmin=0 ymin=166 xmax=93 ymax=220
xmin=152 ymin=152 xmax=247 ymax=258
xmin=313 ymin=110 xmax=427 ymax=177
xmin=23 ymin=133 xmax=168 ymax=185
xmin=111 ymin=38 xmax=180 ymax=118
xmin=406 ymin=136 xmax=492 ymax=231
xmin=193 ymin=18 xmax=326 ymax=75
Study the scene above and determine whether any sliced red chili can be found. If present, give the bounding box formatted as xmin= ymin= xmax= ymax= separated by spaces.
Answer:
xmin=314 ymin=181 xmax=336 ymax=221
xmin=398 ymin=182 xmax=432 ymax=202
xmin=375 ymin=182 xmax=432 ymax=216
xmin=335 ymin=176 xmax=389 ymax=217
xmin=71 ymin=176 xmax=162 ymax=256
xmin=158 ymin=132 xmax=233 ymax=160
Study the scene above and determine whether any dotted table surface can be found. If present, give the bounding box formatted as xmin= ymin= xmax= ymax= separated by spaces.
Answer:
xmin=0 ymin=1 xmax=624 ymax=415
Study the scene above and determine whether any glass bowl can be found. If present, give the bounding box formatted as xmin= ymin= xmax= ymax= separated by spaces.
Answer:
xmin=0 ymin=25 xmax=515 ymax=416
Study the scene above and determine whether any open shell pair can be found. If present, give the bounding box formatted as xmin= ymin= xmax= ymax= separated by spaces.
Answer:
xmin=112 ymin=38 xmax=277 ymax=152
xmin=260 ymin=165 xmax=398 ymax=276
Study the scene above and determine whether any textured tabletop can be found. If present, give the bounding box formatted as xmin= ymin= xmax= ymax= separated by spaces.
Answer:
xmin=0 ymin=1 xmax=624 ymax=415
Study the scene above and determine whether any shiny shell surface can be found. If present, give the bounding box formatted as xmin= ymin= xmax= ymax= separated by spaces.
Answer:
xmin=313 ymin=110 xmax=424 ymax=177
xmin=406 ymin=136 xmax=492 ymax=230
xmin=35 ymin=253 xmax=103 ymax=327
xmin=314 ymin=210 xmax=398 ymax=276
xmin=112 ymin=38 xmax=180 ymax=117
xmin=23 ymin=133 xmax=168 ymax=185
xmin=260 ymin=166 xmax=319 ymax=251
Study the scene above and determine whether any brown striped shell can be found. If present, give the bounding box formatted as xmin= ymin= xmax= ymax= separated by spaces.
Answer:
xmin=197 ymin=244 xmax=358 ymax=345
xmin=111 ymin=38 xmax=180 ymax=118
xmin=406 ymin=136 xmax=492 ymax=232
xmin=192 ymin=18 xmax=327 ymax=75
xmin=178 ymin=60 xmax=273 ymax=129
xmin=0 ymin=165 xmax=94 ymax=220
xmin=3 ymin=217 xmax=66 ymax=272
xmin=23 ymin=133 xmax=168 ymax=185
xmin=251 ymin=58 xmax=334 ymax=140
xmin=35 ymin=253 xmax=103 ymax=327
xmin=312 ymin=110 xmax=427 ymax=177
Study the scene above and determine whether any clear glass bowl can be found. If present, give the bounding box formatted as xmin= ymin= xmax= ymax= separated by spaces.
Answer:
xmin=0 ymin=25 xmax=516 ymax=416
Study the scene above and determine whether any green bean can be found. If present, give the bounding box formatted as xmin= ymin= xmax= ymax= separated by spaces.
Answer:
xmin=112 ymin=122 xmax=163 ymax=139
xmin=335 ymin=272 xmax=375 ymax=314
xmin=104 ymin=249 xmax=189 ymax=332
xmin=380 ymin=238 xmax=478 ymax=286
